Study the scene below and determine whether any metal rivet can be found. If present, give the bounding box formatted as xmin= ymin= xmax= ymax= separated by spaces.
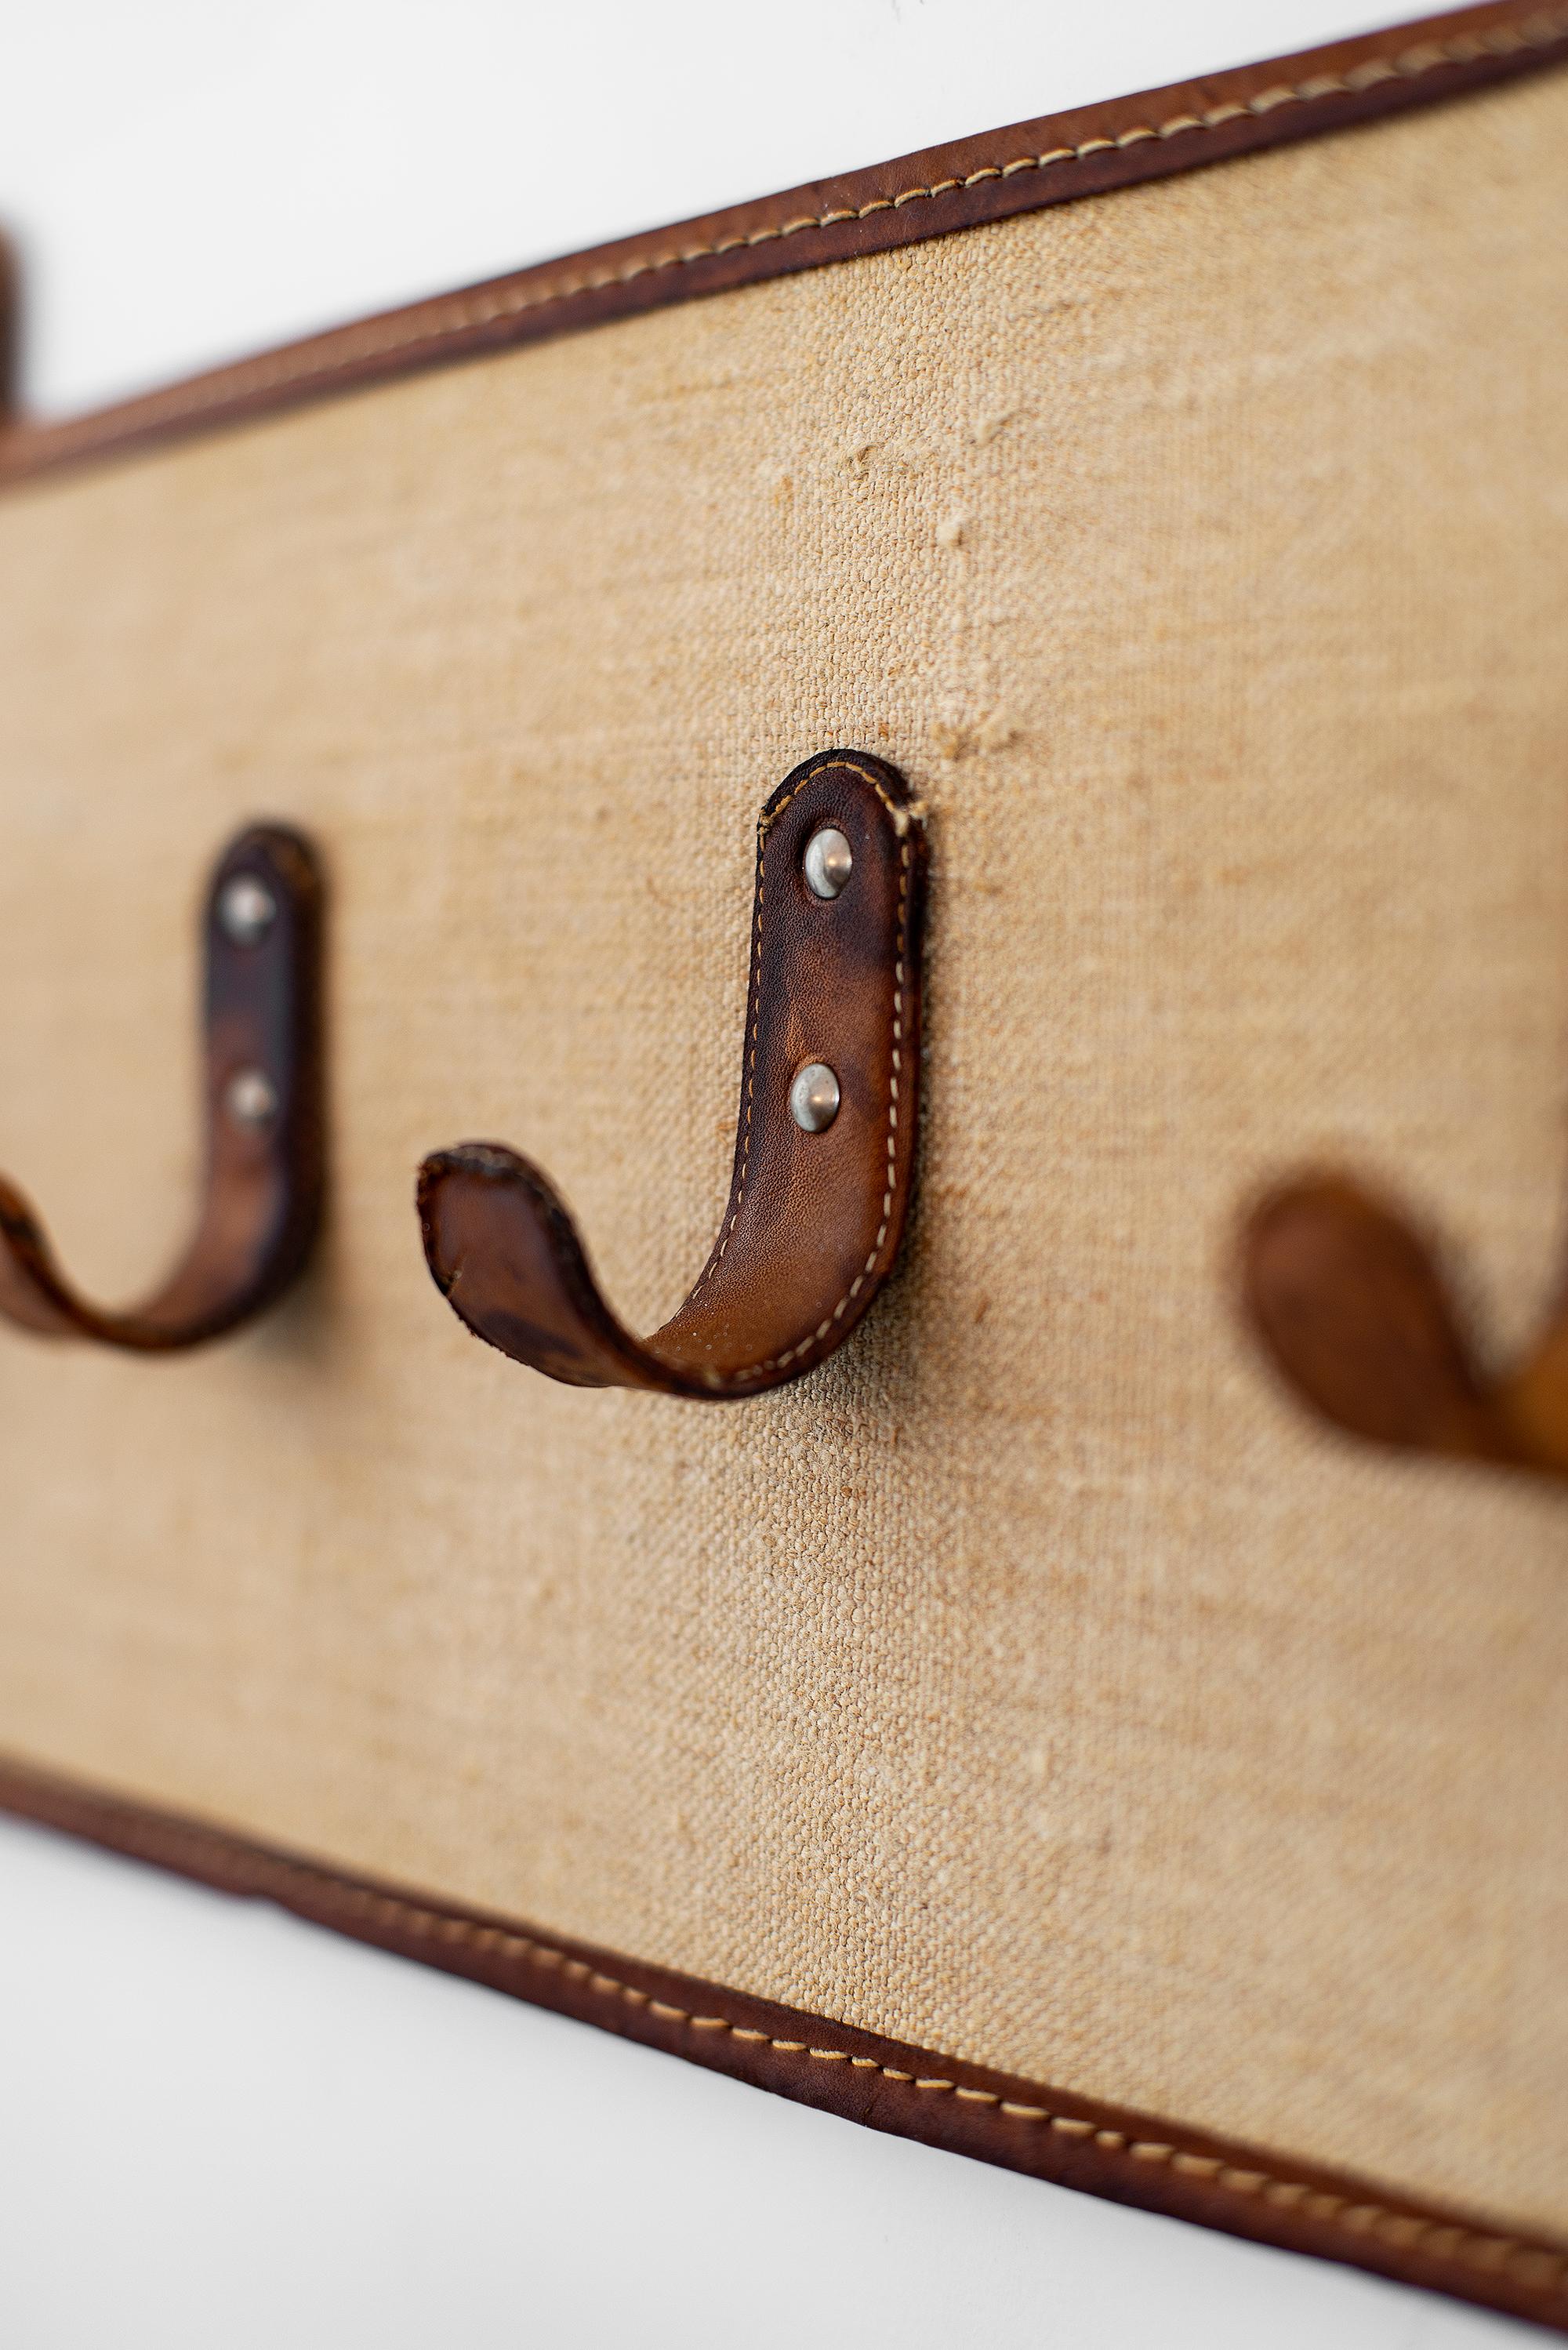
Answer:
xmin=226 ymin=1068 xmax=279 ymax=1129
xmin=219 ymin=874 xmax=278 ymax=946
xmin=803 ymin=826 xmax=853 ymax=900
xmin=789 ymin=1062 xmax=840 ymax=1133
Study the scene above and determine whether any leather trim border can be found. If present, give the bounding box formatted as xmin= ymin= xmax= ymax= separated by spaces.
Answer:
xmin=2 ymin=0 xmax=1566 ymax=487
xmin=4 ymin=5 xmax=1567 ymax=2323
xmin=2 ymin=1754 xmax=1564 ymax=2333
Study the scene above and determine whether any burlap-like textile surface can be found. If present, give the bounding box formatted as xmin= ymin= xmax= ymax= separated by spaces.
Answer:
xmin=1 ymin=71 xmax=1565 ymax=2229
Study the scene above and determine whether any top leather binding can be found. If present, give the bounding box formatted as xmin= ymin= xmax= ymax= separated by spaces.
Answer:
xmin=0 ymin=2 xmax=1563 ymax=485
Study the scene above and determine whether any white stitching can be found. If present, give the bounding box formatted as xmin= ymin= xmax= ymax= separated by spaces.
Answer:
xmin=716 ymin=757 xmax=915 ymax=1380
xmin=48 ymin=1794 xmax=1568 ymax=2307
xmin=5 ymin=10 xmax=1565 ymax=468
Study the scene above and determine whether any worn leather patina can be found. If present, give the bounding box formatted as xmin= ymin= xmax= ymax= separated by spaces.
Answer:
xmin=418 ymin=754 xmax=925 ymax=1397
xmin=0 ymin=826 xmax=323 ymax=1349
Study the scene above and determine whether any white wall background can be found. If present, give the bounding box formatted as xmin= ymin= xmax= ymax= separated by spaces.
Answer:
xmin=0 ymin=0 xmax=1420 ymax=416
xmin=0 ymin=1818 xmax=1530 ymax=2349
xmin=0 ymin=7 xmax=1530 ymax=2345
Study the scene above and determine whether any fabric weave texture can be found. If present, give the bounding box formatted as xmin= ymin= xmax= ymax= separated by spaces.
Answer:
xmin=0 ymin=67 xmax=1565 ymax=2236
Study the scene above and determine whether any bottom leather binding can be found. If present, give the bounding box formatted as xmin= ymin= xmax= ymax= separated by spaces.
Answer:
xmin=2 ymin=1755 xmax=1563 ymax=2336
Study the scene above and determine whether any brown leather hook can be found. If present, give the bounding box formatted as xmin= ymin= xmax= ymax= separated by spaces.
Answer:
xmin=418 ymin=751 xmax=925 ymax=1398
xmin=0 ymin=825 xmax=324 ymax=1351
xmin=1242 ymin=1175 xmax=1568 ymax=1480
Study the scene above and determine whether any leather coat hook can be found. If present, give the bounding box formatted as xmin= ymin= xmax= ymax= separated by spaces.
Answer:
xmin=418 ymin=751 xmax=926 ymax=1397
xmin=0 ymin=825 xmax=324 ymax=1350
xmin=1242 ymin=1175 xmax=1568 ymax=1480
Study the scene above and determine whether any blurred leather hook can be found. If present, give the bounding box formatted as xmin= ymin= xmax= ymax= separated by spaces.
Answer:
xmin=1243 ymin=1175 xmax=1568 ymax=1481
xmin=0 ymin=825 xmax=324 ymax=1350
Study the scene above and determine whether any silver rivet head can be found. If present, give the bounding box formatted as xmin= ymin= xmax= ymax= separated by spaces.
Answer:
xmin=225 ymin=1068 xmax=279 ymax=1129
xmin=803 ymin=826 xmax=853 ymax=900
xmin=789 ymin=1062 xmax=840 ymax=1133
xmin=219 ymin=874 xmax=278 ymax=946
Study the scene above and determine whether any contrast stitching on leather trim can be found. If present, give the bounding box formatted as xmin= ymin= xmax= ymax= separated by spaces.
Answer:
xmin=708 ymin=757 xmax=915 ymax=1379
xmin=695 ymin=755 xmax=907 ymax=1315
xmin=7 ymin=9 xmax=1566 ymax=464
xmin=50 ymin=1790 xmax=1568 ymax=2305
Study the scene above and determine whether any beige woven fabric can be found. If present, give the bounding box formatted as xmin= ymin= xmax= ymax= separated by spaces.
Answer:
xmin=1 ymin=71 xmax=1566 ymax=2232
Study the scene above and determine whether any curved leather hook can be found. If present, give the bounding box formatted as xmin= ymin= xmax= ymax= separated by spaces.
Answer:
xmin=0 ymin=825 xmax=324 ymax=1351
xmin=418 ymin=751 xmax=925 ymax=1397
xmin=1242 ymin=1176 xmax=1568 ymax=1480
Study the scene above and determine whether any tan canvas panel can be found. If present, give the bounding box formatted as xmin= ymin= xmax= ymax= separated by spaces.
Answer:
xmin=1 ymin=35 xmax=1565 ymax=2296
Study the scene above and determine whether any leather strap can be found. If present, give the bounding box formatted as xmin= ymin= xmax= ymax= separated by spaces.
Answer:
xmin=418 ymin=754 xmax=924 ymax=1397
xmin=0 ymin=826 xmax=324 ymax=1349
xmin=2 ymin=1751 xmax=1564 ymax=2334
xmin=1 ymin=2 xmax=1564 ymax=485
xmin=1243 ymin=1177 xmax=1568 ymax=1477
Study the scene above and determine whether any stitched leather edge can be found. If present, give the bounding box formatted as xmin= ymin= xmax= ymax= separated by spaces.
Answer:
xmin=3 ymin=3 xmax=1566 ymax=2319
xmin=710 ymin=755 xmax=917 ymax=1383
xmin=1 ymin=1755 xmax=1563 ymax=2333
xmin=1 ymin=0 xmax=1565 ymax=486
